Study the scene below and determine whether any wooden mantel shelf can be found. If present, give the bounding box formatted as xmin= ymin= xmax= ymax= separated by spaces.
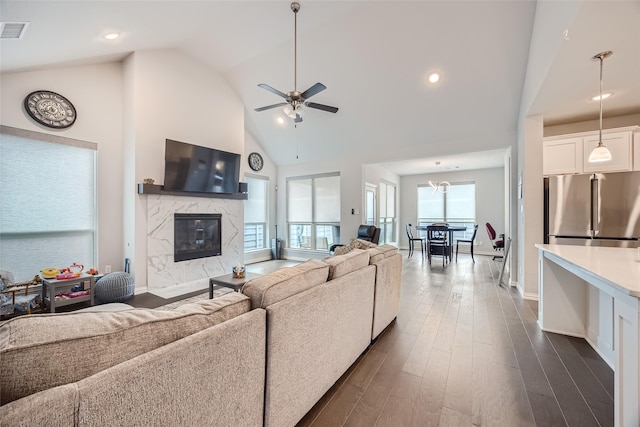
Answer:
xmin=137 ymin=183 xmax=248 ymax=200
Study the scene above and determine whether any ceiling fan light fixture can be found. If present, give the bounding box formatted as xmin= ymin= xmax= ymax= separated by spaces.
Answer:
xmin=428 ymin=73 xmax=440 ymax=83
xmin=283 ymin=104 xmax=303 ymax=119
xmin=254 ymin=2 xmax=339 ymax=122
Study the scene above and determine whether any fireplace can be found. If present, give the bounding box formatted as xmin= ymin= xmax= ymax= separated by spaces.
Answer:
xmin=174 ymin=213 xmax=222 ymax=262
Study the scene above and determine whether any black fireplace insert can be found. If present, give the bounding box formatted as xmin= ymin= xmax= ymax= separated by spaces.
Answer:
xmin=174 ymin=213 xmax=222 ymax=262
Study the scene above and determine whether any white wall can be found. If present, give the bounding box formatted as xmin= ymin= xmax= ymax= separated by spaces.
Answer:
xmin=243 ymin=129 xmax=279 ymax=264
xmin=124 ymin=49 xmax=245 ymax=291
xmin=518 ymin=116 xmax=544 ymax=299
xmin=0 ymin=63 xmax=124 ymax=274
xmin=398 ymin=168 xmax=505 ymax=254
xmin=1 ymin=51 xmax=246 ymax=292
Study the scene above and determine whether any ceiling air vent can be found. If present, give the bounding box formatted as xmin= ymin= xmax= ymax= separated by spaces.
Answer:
xmin=0 ymin=22 xmax=29 ymax=40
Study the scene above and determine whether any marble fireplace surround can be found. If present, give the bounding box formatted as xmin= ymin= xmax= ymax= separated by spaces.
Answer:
xmin=146 ymin=194 xmax=243 ymax=297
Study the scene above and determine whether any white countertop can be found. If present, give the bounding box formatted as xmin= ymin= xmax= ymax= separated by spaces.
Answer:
xmin=535 ymin=244 xmax=640 ymax=298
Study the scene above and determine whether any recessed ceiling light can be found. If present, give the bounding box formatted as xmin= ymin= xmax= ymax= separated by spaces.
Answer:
xmin=103 ymin=32 xmax=120 ymax=40
xmin=591 ymin=92 xmax=612 ymax=101
xmin=276 ymin=117 xmax=285 ymax=125
xmin=428 ymin=73 xmax=440 ymax=83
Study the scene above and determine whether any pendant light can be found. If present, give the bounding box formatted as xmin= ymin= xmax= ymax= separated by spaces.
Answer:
xmin=588 ymin=51 xmax=613 ymax=163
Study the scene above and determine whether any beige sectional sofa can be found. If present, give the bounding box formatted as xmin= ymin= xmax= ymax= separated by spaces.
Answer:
xmin=0 ymin=243 xmax=402 ymax=427
xmin=0 ymin=292 xmax=266 ymax=426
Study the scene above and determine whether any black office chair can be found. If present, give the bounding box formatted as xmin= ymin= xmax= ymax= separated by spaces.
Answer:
xmin=426 ymin=225 xmax=451 ymax=266
xmin=456 ymin=224 xmax=478 ymax=262
xmin=406 ymin=224 xmax=425 ymax=258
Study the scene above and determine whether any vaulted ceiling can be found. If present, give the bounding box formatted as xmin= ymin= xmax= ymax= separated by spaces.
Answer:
xmin=1 ymin=1 xmax=639 ymax=172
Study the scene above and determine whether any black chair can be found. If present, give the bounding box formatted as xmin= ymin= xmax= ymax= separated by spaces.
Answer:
xmin=426 ymin=225 xmax=451 ymax=266
xmin=486 ymin=222 xmax=504 ymax=260
xmin=329 ymin=224 xmax=380 ymax=253
xmin=406 ymin=224 xmax=425 ymax=258
xmin=456 ymin=224 xmax=478 ymax=262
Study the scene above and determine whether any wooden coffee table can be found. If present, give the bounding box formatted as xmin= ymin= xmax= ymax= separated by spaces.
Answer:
xmin=208 ymin=272 xmax=262 ymax=299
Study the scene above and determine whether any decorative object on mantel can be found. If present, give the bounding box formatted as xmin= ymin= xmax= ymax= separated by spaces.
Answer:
xmin=23 ymin=90 xmax=77 ymax=129
xmin=428 ymin=180 xmax=450 ymax=194
xmin=143 ymin=178 xmax=155 ymax=184
xmin=248 ymin=152 xmax=264 ymax=171
xmin=588 ymin=51 xmax=613 ymax=163
xmin=232 ymin=262 xmax=245 ymax=279
xmin=254 ymin=2 xmax=339 ymax=124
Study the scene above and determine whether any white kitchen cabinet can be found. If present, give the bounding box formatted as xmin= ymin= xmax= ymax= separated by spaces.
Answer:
xmin=633 ymin=131 xmax=640 ymax=171
xmin=543 ymin=137 xmax=583 ymax=175
xmin=583 ymin=131 xmax=632 ymax=173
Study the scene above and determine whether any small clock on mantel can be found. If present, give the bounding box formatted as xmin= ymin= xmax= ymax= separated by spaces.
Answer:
xmin=23 ymin=90 xmax=77 ymax=129
xmin=248 ymin=152 xmax=264 ymax=171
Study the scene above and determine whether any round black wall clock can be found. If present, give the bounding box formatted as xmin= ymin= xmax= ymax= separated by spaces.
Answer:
xmin=248 ymin=152 xmax=264 ymax=171
xmin=24 ymin=90 xmax=77 ymax=129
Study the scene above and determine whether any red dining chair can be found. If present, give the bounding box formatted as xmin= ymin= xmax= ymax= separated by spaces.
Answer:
xmin=485 ymin=222 xmax=504 ymax=260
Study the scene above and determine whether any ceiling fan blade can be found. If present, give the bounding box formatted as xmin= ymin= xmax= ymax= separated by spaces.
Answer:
xmin=254 ymin=102 xmax=288 ymax=112
xmin=300 ymin=83 xmax=327 ymax=100
xmin=306 ymin=102 xmax=339 ymax=114
xmin=295 ymin=114 xmax=303 ymax=123
xmin=258 ymin=84 xmax=288 ymax=99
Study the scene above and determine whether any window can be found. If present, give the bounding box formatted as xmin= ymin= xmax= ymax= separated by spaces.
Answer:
xmin=244 ymin=175 xmax=269 ymax=251
xmin=0 ymin=127 xmax=97 ymax=282
xmin=379 ymin=181 xmax=396 ymax=244
xmin=287 ymin=173 xmax=340 ymax=251
xmin=417 ymin=182 xmax=476 ymax=239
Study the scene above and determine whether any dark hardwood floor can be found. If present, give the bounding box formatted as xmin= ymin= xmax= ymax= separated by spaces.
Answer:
xmin=297 ymin=252 xmax=613 ymax=427
xmin=94 ymin=253 xmax=613 ymax=426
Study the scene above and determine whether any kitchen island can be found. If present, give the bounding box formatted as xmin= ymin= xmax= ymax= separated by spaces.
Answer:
xmin=536 ymin=244 xmax=640 ymax=427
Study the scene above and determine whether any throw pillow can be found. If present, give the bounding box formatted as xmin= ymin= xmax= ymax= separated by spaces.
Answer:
xmin=334 ymin=240 xmax=359 ymax=255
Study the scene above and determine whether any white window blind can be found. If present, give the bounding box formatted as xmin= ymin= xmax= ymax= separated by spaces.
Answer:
xmin=244 ymin=175 xmax=268 ymax=251
xmin=314 ymin=175 xmax=340 ymax=223
xmin=287 ymin=178 xmax=312 ymax=222
xmin=417 ymin=182 xmax=476 ymax=239
xmin=287 ymin=173 xmax=340 ymax=250
xmin=0 ymin=128 xmax=97 ymax=281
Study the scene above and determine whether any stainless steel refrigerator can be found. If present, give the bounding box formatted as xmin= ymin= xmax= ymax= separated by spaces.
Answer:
xmin=544 ymin=172 xmax=640 ymax=247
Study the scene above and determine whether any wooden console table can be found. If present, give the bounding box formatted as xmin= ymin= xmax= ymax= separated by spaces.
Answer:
xmin=537 ymin=244 xmax=640 ymax=427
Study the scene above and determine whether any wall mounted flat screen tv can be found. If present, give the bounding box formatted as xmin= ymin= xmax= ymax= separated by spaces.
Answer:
xmin=164 ymin=139 xmax=241 ymax=194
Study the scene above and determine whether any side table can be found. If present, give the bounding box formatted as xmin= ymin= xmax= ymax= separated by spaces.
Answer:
xmin=41 ymin=274 xmax=97 ymax=313
xmin=209 ymin=272 xmax=262 ymax=299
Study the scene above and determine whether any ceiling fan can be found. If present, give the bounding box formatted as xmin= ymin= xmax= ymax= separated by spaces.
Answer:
xmin=254 ymin=2 xmax=339 ymax=123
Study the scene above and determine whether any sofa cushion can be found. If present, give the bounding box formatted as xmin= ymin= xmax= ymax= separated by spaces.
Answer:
xmin=241 ymin=259 xmax=329 ymax=309
xmin=322 ymin=248 xmax=370 ymax=280
xmin=366 ymin=247 xmax=385 ymax=263
xmin=377 ymin=244 xmax=399 ymax=257
xmin=0 ymin=291 xmax=250 ymax=404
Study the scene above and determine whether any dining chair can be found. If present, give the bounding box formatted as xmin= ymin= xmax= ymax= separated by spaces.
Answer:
xmin=426 ymin=225 xmax=450 ymax=266
xmin=405 ymin=224 xmax=425 ymax=258
xmin=485 ymin=222 xmax=504 ymax=260
xmin=456 ymin=224 xmax=479 ymax=262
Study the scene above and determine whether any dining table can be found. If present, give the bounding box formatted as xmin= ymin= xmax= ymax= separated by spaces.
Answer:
xmin=416 ymin=224 xmax=468 ymax=262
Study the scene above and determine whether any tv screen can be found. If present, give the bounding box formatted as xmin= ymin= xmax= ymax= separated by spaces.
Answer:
xmin=164 ymin=139 xmax=240 ymax=194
